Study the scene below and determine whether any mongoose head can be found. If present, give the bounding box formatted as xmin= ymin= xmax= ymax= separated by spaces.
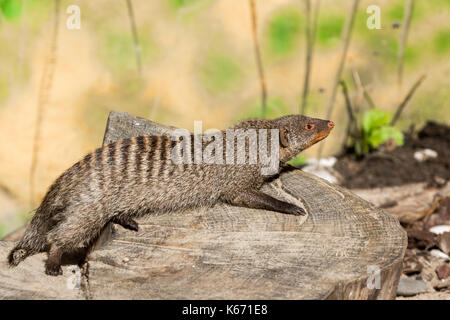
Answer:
xmin=273 ymin=115 xmax=334 ymax=163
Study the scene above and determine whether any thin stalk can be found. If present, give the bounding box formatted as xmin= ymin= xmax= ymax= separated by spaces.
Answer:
xmin=391 ymin=74 xmax=426 ymax=125
xmin=397 ymin=0 xmax=414 ymax=89
xmin=126 ymin=0 xmax=142 ymax=76
xmin=340 ymin=80 xmax=359 ymax=149
xmin=300 ymin=0 xmax=321 ymax=114
xmin=29 ymin=0 xmax=60 ymax=206
xmin=317 ymin=0 xmax=360 ymax=159
xmin=249 ymin=0 xmax=267 ymax=118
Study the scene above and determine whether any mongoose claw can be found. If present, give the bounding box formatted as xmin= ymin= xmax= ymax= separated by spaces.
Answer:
xmin=284 ymin=204 xmax=306 ymax=216
xmin=112 ymin=216 xmax=139 ymax=232
xmin=45 ymin=264 xmax=63 ymax=276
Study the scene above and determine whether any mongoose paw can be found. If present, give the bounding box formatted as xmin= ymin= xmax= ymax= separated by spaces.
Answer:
xmin=45 ymin=263 xmax=63 ymax=276
xmin=284 ymin=204 xmax=306 ymax=216
xmin=126 ymin=219 xmax=139 ymax=232
xmin=112 ymin=216 xmax=139 ymax=232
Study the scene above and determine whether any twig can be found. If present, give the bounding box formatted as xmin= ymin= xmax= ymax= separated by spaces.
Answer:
xmin=318 ymin=0 xmax=360 ymax=158
xmin=351 ymin=69 xmax=363 ymax=111
xmin=397 ymin=0 xmax=414 ymax=89
xmin=339 ymin=80 xmax=355 ymax=124
xmin=352 ymin=69 xmax=376 ymax=111
xmin=29 ymin=0 xmax=60 ymax=206
xmin=339 ymin=80 xmax=359 ymax=148
xmin=126 ymin=0 xmax=142 ymax=76
xmin=391 ymin=74 xmax=426 ymax=125
xmin=300 ymin=0 xmax=321 ymax=114
xmin=249 ymin=0 xmax=267 ymax=118
xmin=363 ymin=90 xmax=376 ymax=109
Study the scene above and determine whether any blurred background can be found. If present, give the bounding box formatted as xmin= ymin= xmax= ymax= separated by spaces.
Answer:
xmin=0 ymin=0 xmax=449 ymax=237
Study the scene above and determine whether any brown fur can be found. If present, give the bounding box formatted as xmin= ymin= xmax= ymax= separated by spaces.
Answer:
xmin=8 ymin=115 xmax=333 ymax=275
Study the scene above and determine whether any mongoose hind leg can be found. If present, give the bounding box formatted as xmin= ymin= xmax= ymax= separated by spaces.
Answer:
xmin=111 ymin=216 xmax=139 ymax=232
xmin=229 ymin=189 xmax=305 ymax=216
xmin=45 ymin=245 xmax=63 ymax=276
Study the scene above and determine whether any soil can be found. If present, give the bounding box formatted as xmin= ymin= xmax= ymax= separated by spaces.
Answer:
xmin=334 ymin=121 xmax=450 ymax=189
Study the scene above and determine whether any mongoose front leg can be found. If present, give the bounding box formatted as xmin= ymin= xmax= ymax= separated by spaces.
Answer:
xmin=230 ymin=190 xmax=305 ymax=216
xmin=111 ymin=216 xmax=139 ymax=231
xmin=45 ymin=245 xmax=63 ymax=276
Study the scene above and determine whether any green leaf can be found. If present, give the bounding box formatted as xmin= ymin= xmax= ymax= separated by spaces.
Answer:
xmin=288 ymin=155 xmax=307 ymax=167
xmin=368 ymin=126 xmax=404 ymax=148
xmin=1 ymin=0 xmax=22 ymax=20
xmin=362 ymin=109 xmax=392 ymax=134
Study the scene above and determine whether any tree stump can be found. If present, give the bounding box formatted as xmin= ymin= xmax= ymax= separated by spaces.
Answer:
xmin=0 ymin=111 xmax=406 ymax=299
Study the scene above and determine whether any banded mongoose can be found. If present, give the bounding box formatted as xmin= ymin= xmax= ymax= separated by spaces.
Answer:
xmin=8 ymin=115 xmax=334 ymax=276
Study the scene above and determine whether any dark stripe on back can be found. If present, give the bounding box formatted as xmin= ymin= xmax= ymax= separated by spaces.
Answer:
xmin=94 ymin=147 xmax=105 ymax=191
xmin=159 ymin=136 xmax=169 ymax=175
xmin=135 ymin=136 xmax=145 ymax=173
xmin=147 ymin=136 xmax=158 ymax=177
xmin=107 ymin=142 xmax=116 ymax=166
xmin=134 ymin=136 xmax=145 ymax=175
xmin=83 ymin=153 xmax=92 ymax=170
xmin=121 ymin=139 xmax=131 ymax=174
xmin=159 ymin=136 xmax=168 ymax=161
xmin=190 ymin=134 xmax=195 ymax=164
xmin=94 ymin=148 xmax=103 ymax=169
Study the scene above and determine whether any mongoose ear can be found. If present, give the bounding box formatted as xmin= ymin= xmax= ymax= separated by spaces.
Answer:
xmin=280 ymin=127 xmax=290 ymax=147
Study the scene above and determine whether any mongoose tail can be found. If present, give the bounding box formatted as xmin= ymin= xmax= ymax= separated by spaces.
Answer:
xmin=7 ymin=204 xmax=57 ymax=267
xmin=7 ymin=231 xmax=44 ymax=267
xmin=8 ymin=246 xmax=29 ymax=267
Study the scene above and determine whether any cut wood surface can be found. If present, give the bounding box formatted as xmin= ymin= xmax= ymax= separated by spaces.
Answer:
xmin=0 ymin=111 xmax=406 ymax=299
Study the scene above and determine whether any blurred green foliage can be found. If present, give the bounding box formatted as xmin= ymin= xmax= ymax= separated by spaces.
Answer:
xmin=0 ymin=0 xmax=22 ymax=20
xmin=433 ymin=29 xmax=450 ymax=53
xmin=0 ymin=223 xmax=4 ymax=238
xmin=99 ymin=30 xmax=153 ymax=74
xmin=317 ymin=14 xmax=344 ymax=46
xmin=265 ymin=8 xmax=303 ymax=56
xmin=169 ymin=0 xmax=200 ymax=10
xmin=241 ymin=96 xmax=289 ymax=120
xmin=200 ymin=51 xmax=242 ymax=95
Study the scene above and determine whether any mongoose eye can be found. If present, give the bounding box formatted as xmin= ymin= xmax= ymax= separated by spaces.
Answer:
xmin=305 ymin=124 xmax=315 ymax=130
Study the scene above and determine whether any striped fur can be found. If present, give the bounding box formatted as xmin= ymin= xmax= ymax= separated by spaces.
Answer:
xmin=8 ymin=115 xmax=333 ymax=272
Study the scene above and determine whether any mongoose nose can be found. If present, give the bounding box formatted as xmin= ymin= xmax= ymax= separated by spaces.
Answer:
xmin=328 ymin=121 xmax=334 ymax=129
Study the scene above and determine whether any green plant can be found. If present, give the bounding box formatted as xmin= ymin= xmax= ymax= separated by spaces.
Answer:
xmin=355 ymin=109 xmax=404 ymax=155
xmin=288 ymin=155 xmax=308 ymax=167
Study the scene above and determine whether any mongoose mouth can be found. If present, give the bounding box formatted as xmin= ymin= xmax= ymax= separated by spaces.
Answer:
xmin=310 ymin=121 xmax=334 ymax=145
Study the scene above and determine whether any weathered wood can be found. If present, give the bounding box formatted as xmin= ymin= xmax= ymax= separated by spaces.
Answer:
xmin=0 ymin=111 xmax=406 ymax=299
xmin=354 ymin=183 xmax=450 ymax=225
